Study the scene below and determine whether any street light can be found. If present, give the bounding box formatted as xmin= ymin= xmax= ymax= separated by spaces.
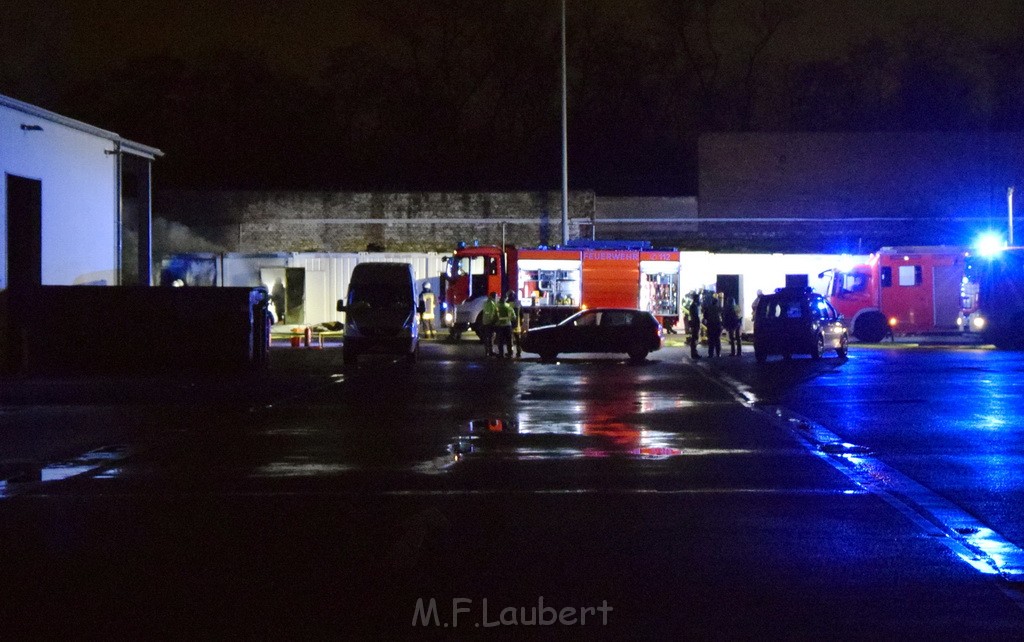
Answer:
xmin=560 ymin=0 xmax=569 ymax=246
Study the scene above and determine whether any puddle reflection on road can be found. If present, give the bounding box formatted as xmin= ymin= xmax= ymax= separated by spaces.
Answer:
xmin=255 ymin=460 xmax=356 ymax=477
xmin=0 ymin=445 xmax=130 ymax=498
xmin=251 ymin=394 xmax=742 ymax=479
xmin=457 ymin=404 xmax=749 ymax=462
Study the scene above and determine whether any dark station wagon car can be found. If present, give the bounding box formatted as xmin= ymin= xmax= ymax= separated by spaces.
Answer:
xmin=520 ymin=308 xmax=663 ymax=363
xmin=753 ymin=288 xmax=849 ymax=363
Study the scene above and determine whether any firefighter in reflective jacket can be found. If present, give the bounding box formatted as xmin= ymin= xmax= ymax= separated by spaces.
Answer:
xmin=481 ymin=292 xmax=499 ymax=356
xmin=418 ymin=283 xmax=436 ymax=338
xmin=493 ymin=292 xmax=518 ymax=359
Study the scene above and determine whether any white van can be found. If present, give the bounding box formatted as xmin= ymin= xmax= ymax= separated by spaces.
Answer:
xmin=337 ymin=262 xmax=419 ymax=364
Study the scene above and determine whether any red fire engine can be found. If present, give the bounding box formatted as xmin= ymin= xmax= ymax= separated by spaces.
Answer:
xmin=824 ymin=246 xmax=969 ymax=342
xmin=440 ymin=241 xmax=681 ymax=339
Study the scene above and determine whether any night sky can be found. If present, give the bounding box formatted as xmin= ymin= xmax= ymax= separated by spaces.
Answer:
xmin=3 ymin=0 xmax=1023 ymax=196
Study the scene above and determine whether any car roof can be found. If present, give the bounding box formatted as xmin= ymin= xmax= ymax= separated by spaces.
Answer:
xmin=561 ymin=308 xmax=655 ymax=322
xmin=765 ymin=288 xmax=820 ymax=301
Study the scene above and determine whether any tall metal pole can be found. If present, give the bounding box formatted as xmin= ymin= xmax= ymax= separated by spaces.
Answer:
xmin=560 ymin=0 xmax=569 ymax=246
xmin=1009 ymin=186 xmax=1015 ymax=246
xmin=501 ymin=220 xmax=507 ymax=294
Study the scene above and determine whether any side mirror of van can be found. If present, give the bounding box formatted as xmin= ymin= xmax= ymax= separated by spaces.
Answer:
xmin=337 ymin=300 xmax=346 ymax=312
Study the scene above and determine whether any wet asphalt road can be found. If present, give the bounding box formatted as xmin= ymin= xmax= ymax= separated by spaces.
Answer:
xmin=1 ymin=339 xmax=1023 ymax=638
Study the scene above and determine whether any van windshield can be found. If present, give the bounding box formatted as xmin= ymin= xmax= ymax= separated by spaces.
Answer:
xmin=348 ymin=284 xmax=409 ymax=308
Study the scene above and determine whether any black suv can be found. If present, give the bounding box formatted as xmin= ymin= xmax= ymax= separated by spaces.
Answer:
xmin=753 ymin=288 xmax=849 ymax=363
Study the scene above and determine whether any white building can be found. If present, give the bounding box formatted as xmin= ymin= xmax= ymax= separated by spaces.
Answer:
xmin=678 ymin=251 xmax=869 ymax=333
xmin=1 ymin=93 xmax=162 ymax=289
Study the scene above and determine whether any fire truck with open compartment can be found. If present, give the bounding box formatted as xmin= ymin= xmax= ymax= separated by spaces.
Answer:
xmin=440 ymin=241 xmax=681 ymax=339
xmin=822 ymin=246 xmax=969 ymax=342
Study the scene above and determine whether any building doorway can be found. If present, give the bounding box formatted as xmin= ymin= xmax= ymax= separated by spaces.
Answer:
xmin=6 ymin=174 xmax=42 ymax=289
xmin=716 ymin=274 xmax=741 ymax=309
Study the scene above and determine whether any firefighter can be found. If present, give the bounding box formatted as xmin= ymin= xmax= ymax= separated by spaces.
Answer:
xmin=510 ymin=292 xmax=526 ymax=358
xmin=751 ymin=289 xmax=763 ymax=319
xmin=685 ymin=291 xmax=702 ymax=360
xmin=418 ymin=282 xmax=436 ymax=339
xmin=481 ymin=292 xmax=499 ymax=356
xmin=704 ymin=292 xmax=724 ymax=357
xmin=723 ymin=296 xmax=742 ymax=356
xmin=494 ymin=291 xmax=517 ymax=359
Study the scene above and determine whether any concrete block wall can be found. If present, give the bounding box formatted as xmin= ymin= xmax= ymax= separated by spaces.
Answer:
xmin=156 ymin=190 xmax=596 ymax=255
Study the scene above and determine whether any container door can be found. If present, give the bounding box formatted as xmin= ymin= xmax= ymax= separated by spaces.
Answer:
xmin=933 ymin=264 xmax=962 ymax=329
xmin=304 ymin=270 xmax=328 ymax=324
xmin=716 ymin=274 xmax=741 ymax=309
xmin=261 ymin=267 xmax=287 ymax=325
xmin=285 ymin=267 xmax=305 ymax=324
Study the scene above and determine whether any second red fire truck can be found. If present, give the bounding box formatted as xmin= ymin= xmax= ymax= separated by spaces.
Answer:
xmin=440 ymin=241 xmax=681 ymax=339
xmin=823 ymin=246 xmax=969 ymax=341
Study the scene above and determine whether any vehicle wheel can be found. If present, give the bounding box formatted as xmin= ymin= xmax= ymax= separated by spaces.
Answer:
xmin=627 ymin=348 xmax=648 ymax=363
xmin=539 ymin=351 xmax=557 ymax=362
xmin=449 ymin=328 xmax=461 ymax=341
xmin=853 ymin=312 xmax=888 ymax=343
xmin=342 ymin=347 xmax=358 ymax=364
xmin=755 ymin=346 xmax=767 ymax=363
xmin=836 ymin=334 xmax=849 ymax=359
xmin=406 ymin=344 xmax=419 ymax=362
xmin=811 ymin=333 xmax=824 ymax=360
xmin=473 ymin=313 xmax=485 ymax=340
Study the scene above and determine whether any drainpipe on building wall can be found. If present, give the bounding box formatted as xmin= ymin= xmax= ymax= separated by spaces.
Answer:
xmin=144 ymin=159 xmax=153 ymax=285
xmin=107 ymin=141 xmax=123 ymax=286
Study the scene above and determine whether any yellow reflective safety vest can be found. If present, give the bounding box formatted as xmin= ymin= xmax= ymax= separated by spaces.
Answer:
xmin=482 ymin=297 xmax=499 ymax=325
xmin=419 ymin=291 xmax=435 ymax=320
xmin=495 ymin=300 xmax=517 ymax=327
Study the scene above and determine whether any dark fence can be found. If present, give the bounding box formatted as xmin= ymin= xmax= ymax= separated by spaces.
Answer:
xmin=0 ymin=286 xmax=270 ymax=374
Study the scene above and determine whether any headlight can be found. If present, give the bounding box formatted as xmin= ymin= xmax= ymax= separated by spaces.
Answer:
xmin=444 ymin=312 xmax=454 ymax=324
xmin=972 ymin=316 xmax=986 ymax=330
xmin=888 ymin=317 xmax=898 ymax=327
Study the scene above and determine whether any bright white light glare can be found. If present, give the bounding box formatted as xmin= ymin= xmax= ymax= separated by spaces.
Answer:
xmin=836 ymin=254 xmax=857 ymax=272
xmin=975 ymin=233 xmax=1006 ymax=257
xmin=972 ymin=316 xmax=986 ymax=330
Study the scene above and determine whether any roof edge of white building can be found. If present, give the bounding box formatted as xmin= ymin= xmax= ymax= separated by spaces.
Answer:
xmin=1 ymin=93 xmax=163 ymax=160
